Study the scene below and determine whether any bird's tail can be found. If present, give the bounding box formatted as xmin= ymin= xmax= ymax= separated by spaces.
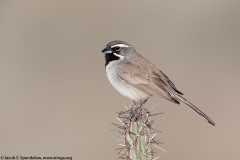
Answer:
xmin=172 ymin=94 xmax=215 ymax=126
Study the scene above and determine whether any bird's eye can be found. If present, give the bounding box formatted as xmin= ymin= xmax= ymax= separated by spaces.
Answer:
xmin=114 ymin=46 xmax=121 ymax=52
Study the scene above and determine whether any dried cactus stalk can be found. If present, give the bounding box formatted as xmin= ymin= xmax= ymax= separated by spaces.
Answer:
xmin=115 ymin=103 xmax=163 ymax=160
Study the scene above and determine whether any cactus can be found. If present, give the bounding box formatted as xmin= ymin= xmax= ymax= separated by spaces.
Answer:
xmin=114 ymin=102 xmax=165 ymax=160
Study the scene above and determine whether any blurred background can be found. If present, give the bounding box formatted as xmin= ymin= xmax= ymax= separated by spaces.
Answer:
xmin=0 ymin=0 xmax=239 ymax=159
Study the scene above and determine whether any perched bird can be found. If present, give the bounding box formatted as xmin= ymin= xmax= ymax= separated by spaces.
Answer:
xmin=101 ymin=40 xmax=215 ymax=126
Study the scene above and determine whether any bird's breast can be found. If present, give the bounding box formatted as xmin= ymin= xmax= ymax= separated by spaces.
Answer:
xmin=105 ymin=61 xmax=150 ymax=101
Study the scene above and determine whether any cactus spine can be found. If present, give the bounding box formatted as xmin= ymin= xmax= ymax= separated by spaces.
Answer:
xmin=115 ymin=103 xmax=163 ymax=160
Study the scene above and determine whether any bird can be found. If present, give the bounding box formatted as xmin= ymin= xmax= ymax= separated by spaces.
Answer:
xmin=101 ymin=40 xmax=215 ymax=126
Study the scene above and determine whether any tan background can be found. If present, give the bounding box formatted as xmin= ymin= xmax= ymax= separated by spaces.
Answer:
xmin=0 ymin=0 xmax=239 ymax=159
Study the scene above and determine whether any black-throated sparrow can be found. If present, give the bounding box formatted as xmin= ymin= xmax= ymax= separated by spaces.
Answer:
xmin=101 ymin=40 xmax=215 ymax=126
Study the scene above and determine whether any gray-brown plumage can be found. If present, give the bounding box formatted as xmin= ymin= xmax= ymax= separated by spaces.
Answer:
xmin=102 ymin=40 xmax=215 ymax=126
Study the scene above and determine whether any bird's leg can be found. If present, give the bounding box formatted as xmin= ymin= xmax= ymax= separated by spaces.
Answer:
xmin=130 ymin=98 xmax=149 ymax=121
xmin=133 ymin=98 xmax=149 ymax=109
xmin=141 ymin=97 xmax=149 ymax=104
xmin=133 ymin=100 xmax=141 ymax=108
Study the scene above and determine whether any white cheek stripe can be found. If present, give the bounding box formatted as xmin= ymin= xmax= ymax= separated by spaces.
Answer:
xmin=111 ymin=44 xmax=130 ymax=48
xmin=114 ymin=53 xmax=124 ymax=60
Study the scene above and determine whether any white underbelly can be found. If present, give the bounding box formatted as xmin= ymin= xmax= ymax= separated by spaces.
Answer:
xmin=106 ymin=61 xmax=149 ymax=101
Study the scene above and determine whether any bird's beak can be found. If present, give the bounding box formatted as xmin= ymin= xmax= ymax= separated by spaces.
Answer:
xmin=102 ymin=47 xmax=112 ymax=54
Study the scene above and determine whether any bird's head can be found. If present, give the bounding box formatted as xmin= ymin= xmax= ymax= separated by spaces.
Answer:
xmin=102 ymin=40 xmax=136 ymax=62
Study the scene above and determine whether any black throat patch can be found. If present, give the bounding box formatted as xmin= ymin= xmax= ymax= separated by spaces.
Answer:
xmin=105 ymin=53 xmax=120 ymax=66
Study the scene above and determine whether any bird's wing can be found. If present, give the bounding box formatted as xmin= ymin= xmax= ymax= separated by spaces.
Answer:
xmin=122 ymin=54 xmax=215 ymax=126
xmin=152 ymin=70 xmax=184 ymax=95
xmin=131 ymin=53 xmax=183 ymax=95
xmin=116 ymin=61 xmax=149 ymax=85
xmin=116 ymin=60 xmax=178 ymax=103
xmin=116 ymin=61 xmax=153 ymax=96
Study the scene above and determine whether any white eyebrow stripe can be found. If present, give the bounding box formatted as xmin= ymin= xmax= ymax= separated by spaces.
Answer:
xmin=111 ymin=44 xmax=130 ymax=48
